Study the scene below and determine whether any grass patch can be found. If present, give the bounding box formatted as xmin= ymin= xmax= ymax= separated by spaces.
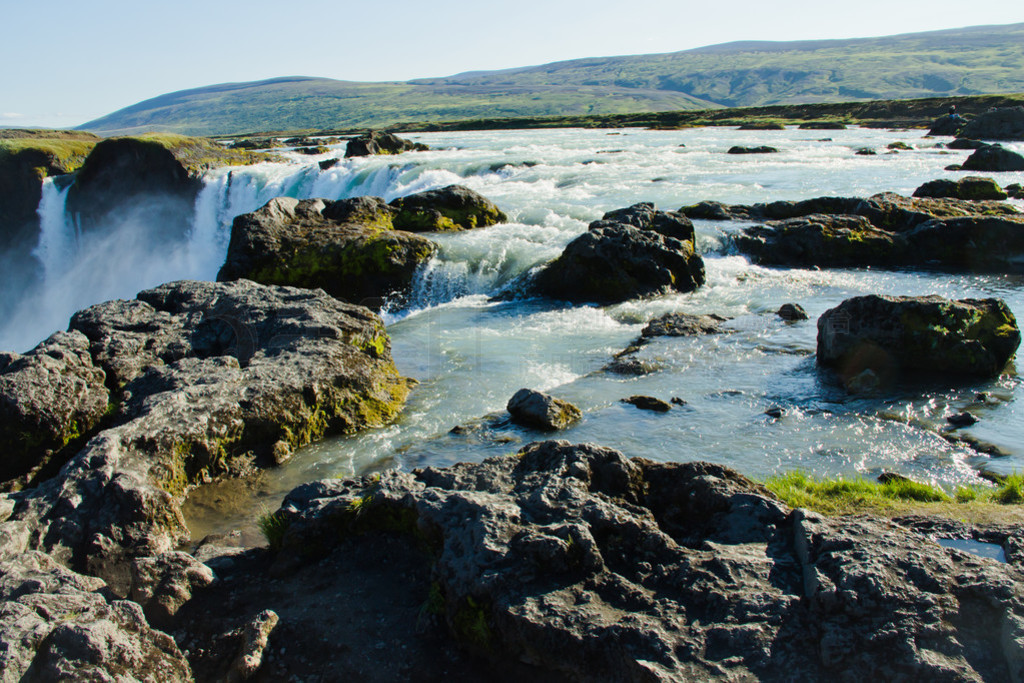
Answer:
xmin=257 ymin=509 xmax=289 ymax=552
xmin=766 ymin=470 xmax=1024 ymax=517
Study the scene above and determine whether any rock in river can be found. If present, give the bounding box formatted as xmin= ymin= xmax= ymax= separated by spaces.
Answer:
xmin=960 ymin=144 xmax=1024 ymax=172
xmin=345 ymin=131 xmax=428 ymax=157
xmin=534 ymin=202 xmax=705 ymax=303
xmin=913 ymin=176 xmax=1008 ymax=201
xmin=817 ymin=294 xmax=1021 ymax=387
xmin=217 ymin=196 xmax=437 ymax=308
xmin=389 ymin=184 xmax=508 ymax=232
xmin=507 ymin=388 xmax=581 ymax=431
xmin=957 ymin=106 xmax=1024 ymax=141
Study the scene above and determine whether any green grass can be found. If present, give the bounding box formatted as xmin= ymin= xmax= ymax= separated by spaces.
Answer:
xmin=257 ymin=509 xmax=290 ymax=552
xmin=764 ymin=470 xmax=1024 ymax=516
xmin=77 ymin=23 xmax=1024 ymax=136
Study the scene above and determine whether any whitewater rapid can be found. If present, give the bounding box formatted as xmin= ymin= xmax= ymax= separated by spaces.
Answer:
xmin=3 ymin=126 xmax=1023 ymax=537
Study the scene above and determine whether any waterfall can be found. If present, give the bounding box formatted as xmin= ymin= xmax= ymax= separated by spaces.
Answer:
xmin=33 ymin=177 xmax=76 ymax=284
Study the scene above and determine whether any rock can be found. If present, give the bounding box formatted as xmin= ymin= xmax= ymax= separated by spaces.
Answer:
xmin=887 ymin=142 xmax=913 ymax=150
xmin=641 ymin=312 xmax=727 ymax=337
xmin=913 ymin=176 xmax=1008 ymax=200
xmin=506 ymin=388 xmax=581 ymax=431
xmin=738 ymin=122 xmax=785 ymax=130
xmin=734 ymin=214 xmax=907 ymax=268
xmin=0 ymin=550 xmax=191 ymax=681
xmin=5 ymin=280 xmax=412 ymax=588
xmin=946 ymin=412 xmax=979 ymax=428
xmin=777 ymin=303 xmax=809 ymax=321
xmin=798 ymin=121 xmax=847 ymax=129
xmin=534 ymin=203 xmax=705 ymax=303
xmin=678 ymin=200 xmax=737 ymax=221
xmin=270 ymin=441 xmax=1024 ymax=681
xmin=727 ymin=146 xmax=779 ymax=154
xmin=601 ymin=357 xmax=662 ymax=376
xmin=217 ymin=196 xmax=436 ymax=307
xmin=764 ymin=406 xmax=784 ymax=418
xmin=229 ymin=138 xmax=281 ymax=150
xmin=855 ymin=147 xmax=877 ymax=155
xmin=389 ymin=184 xmax=507 ymax=232
xmin=961 ymin=144 xmax=1024 ymax=172
xmin=621 ymin=395 xmax=672 ymax=412
xmin=903 ymin=214 xmax=1024 ymax=272
xmin=876 ymin=471 xmax=914 ymax=485
xmin=958 ymin=106 xmax=1024 ymax=141
xmin=0 ymin=330 xmax=109 ymax=489
xmin=344 ymin=131 xmax=428 ymax=157
xmin=227 ymin=610 xmax=279 ymax=682
xmin=817 ymin=295 xmax=1021 ymax=387
xmin=1008 ymin=184 xmax=1024 ymax=199
xmin=296 ymin=145 xmax=330 ymax=155
xmin=129 ymin=552 xmax=215 ymax=628
xmin=947 ymin=138 xmax=987 ymax=149
xmin=928 ymin=113 xmax=966 ymax=136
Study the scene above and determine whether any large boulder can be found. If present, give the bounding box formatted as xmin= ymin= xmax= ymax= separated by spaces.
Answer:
xmin=958 ymin=106 xmax=1024 ymax=141
xmin=817 ymin=295 xmax=1020 ymax=386
xmin=344 ymin=131 xmax=428 ymax=158
xmin=4 ymin=279 xmax=413 ymax=587
xmin=734 ymin=214 xmax=907 ymax=268
xmin=905 ymin=214 xmax=1024 ymax=272
xmin=913 ymin=176 xmax=1008 ymax=200
xmin=0 ymin=330 xmax=109 ymax=489
xmin=534 ymin=203 xmax=705 ymax=303
xmin=506 ymin=388 xmax=581 ymax=431
xmin=389 ymin=185 xmax=508 ymax=232
xmin=927 ymin=113 xmax=965 ymax=136
xmin=217 ymin=196 xmax=437 ymax=308
xmin=960 ymin=144 xmax=1024 ymax=172
xmin=270 ymin=440 xmax=1024 ymax=681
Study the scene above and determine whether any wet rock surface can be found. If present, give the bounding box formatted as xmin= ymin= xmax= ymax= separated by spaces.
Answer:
xmin=535 ymin=203 xmax=705 ymax=303
xmin=390 ymin=184 xmax=508 ymax=232
xmin=507 ymin=388 xmax=582 ymax=431
xmin=217 ymin=196 xmax=437 ymax=307
xmin=345 ymin=131 xmax=429 ymax=157
xmin=961 ymin=144 xmax=1024 ymax=172
xmin=958 ymin=106 xmax=1024 ymax=141
xmin=266 ymin=441 xmax=1024 ymax=681
xmin=817 ymin=294 xmax=1021 ymax=387
xmin=913 ymin=176 xmax=1009 ymax=200
xmin=735 ymin=213 xmax=907 ymax=268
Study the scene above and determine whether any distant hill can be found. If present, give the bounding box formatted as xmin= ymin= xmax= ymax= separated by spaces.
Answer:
xmin=79 ymin=23 xmax=1024 ymax=137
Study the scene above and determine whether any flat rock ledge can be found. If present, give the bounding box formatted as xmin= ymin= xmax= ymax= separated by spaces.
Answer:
xmin=271 ymin=440 xmax=1024 ymax=681
xmin=0 ymin=280 xmax=412 ymax=680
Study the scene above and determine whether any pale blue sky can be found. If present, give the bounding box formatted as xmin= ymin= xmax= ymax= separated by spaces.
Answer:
xmin=2 ymin=1 xmax=1021 ymax=128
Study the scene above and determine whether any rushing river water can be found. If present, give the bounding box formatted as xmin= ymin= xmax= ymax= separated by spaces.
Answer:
xmin=7 ymin=126 xmax=1024 ymax=537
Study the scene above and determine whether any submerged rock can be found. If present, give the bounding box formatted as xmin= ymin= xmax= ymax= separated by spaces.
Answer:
xmin=777 ymin=303 xmax=809 ymax=321
xmin=506 ymin=388 xmax=581 ymax=431
xmin=960 ymin=144 xmax=1024 ymax=172
xmin=271 ymin=440 xmax=1024 ymax=681
xmin=817 ymin=294 xmax=1020 ymax=387
xmin=641 ymin=312 xmax=727 ymax=337
xmin=344 ymin=131 xmax=428 ymax=157
xmin=913 ymin=176 xmax=1008 ymax=200
xmin=534 ymin=203 xmax=705 ymax=303
xmin=217 ymin=196 xmax=437 ymax=307
xmin=958 ymin=106 xmax=1024 ymax=141
xmin=621 ymin=395 xmax=672 ymax=412
xmin=389 ymin=184 xmax=507 ymax=232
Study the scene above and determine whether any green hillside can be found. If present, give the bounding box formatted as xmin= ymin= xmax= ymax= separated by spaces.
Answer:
xmin=79 ymin=22 xmax=1024 ymax=137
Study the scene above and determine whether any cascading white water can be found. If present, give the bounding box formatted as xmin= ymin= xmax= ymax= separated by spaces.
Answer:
xmin=33 ymin=177 xmax=76 ymax=285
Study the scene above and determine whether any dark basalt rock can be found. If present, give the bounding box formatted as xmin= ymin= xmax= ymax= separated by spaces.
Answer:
xmin=734 ymin=214 xmax=907 ymax=268
xmin=621 ymin=395 xmax=672 ymax=412
xmin=817 ymin=295 xmax=1020 ymax=387
xmin=905 ymin=214 xmax=1024 ymax=271
xmin=534 ymin=203 xmax=705 ymax=304
xmin=641 ymin=312 xmax=727 ymax=337
xmin=947 ymin=138 xmax=987 ymax=150
xmin=855 ymin=147 xmax=877 ymax=155
xmin=738 ymin=122 xmax=785 ymax=130
xmin=0 ymin=330 xmax=109 ymax=490
xmin=928 ymin=114 xmax=966 ymax=136
xmin=506 ymin=388 xmax=581 ymax=431
xmin=727 ymin=145 xmax=779 ymax=154
xmin=798 ymin=121 xmax=847 ymax=129
xmin=777 ymin=303 xmax=809 ymax=321
xmin=913 ymin=176 xmax=1008 ymax=200
xmin=960 ymin=144 xmax=1024 ymax=172
xmin=345 ymin=131 xmax=428 ymax=157
xmin=4 ymin=280 xmax=412 ymax=587
xmin=1008 ymin=184 xmax=1024 ymax=199
xmin=217 ymin=196 xmax=436 ymax=308
xmin=958 ymin=106 xmax=1024 ymax=141
xmin=270 ymin=440 xmax=1024 ymax=681
xmin=389 ymin=184 xmax=507 ymax=232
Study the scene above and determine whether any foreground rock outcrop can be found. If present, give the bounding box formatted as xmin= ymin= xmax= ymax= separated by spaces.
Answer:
xmin=534 ymin=203 xmax=705 ymax=303
xmin=1 ymin=280 xmax=411 ymax=587
xmin=817 ymin=294 xmax=1021 ymax=388
xmin=270 ymin=440 xmax=1024 ymax=681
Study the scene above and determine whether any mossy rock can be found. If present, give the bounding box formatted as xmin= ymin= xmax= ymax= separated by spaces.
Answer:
xmin=390 ymin=185 xmax=507 ymax=233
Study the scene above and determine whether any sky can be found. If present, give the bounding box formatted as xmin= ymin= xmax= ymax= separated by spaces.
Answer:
xmin=2 ymin=1 xmax=1022 ymax=129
